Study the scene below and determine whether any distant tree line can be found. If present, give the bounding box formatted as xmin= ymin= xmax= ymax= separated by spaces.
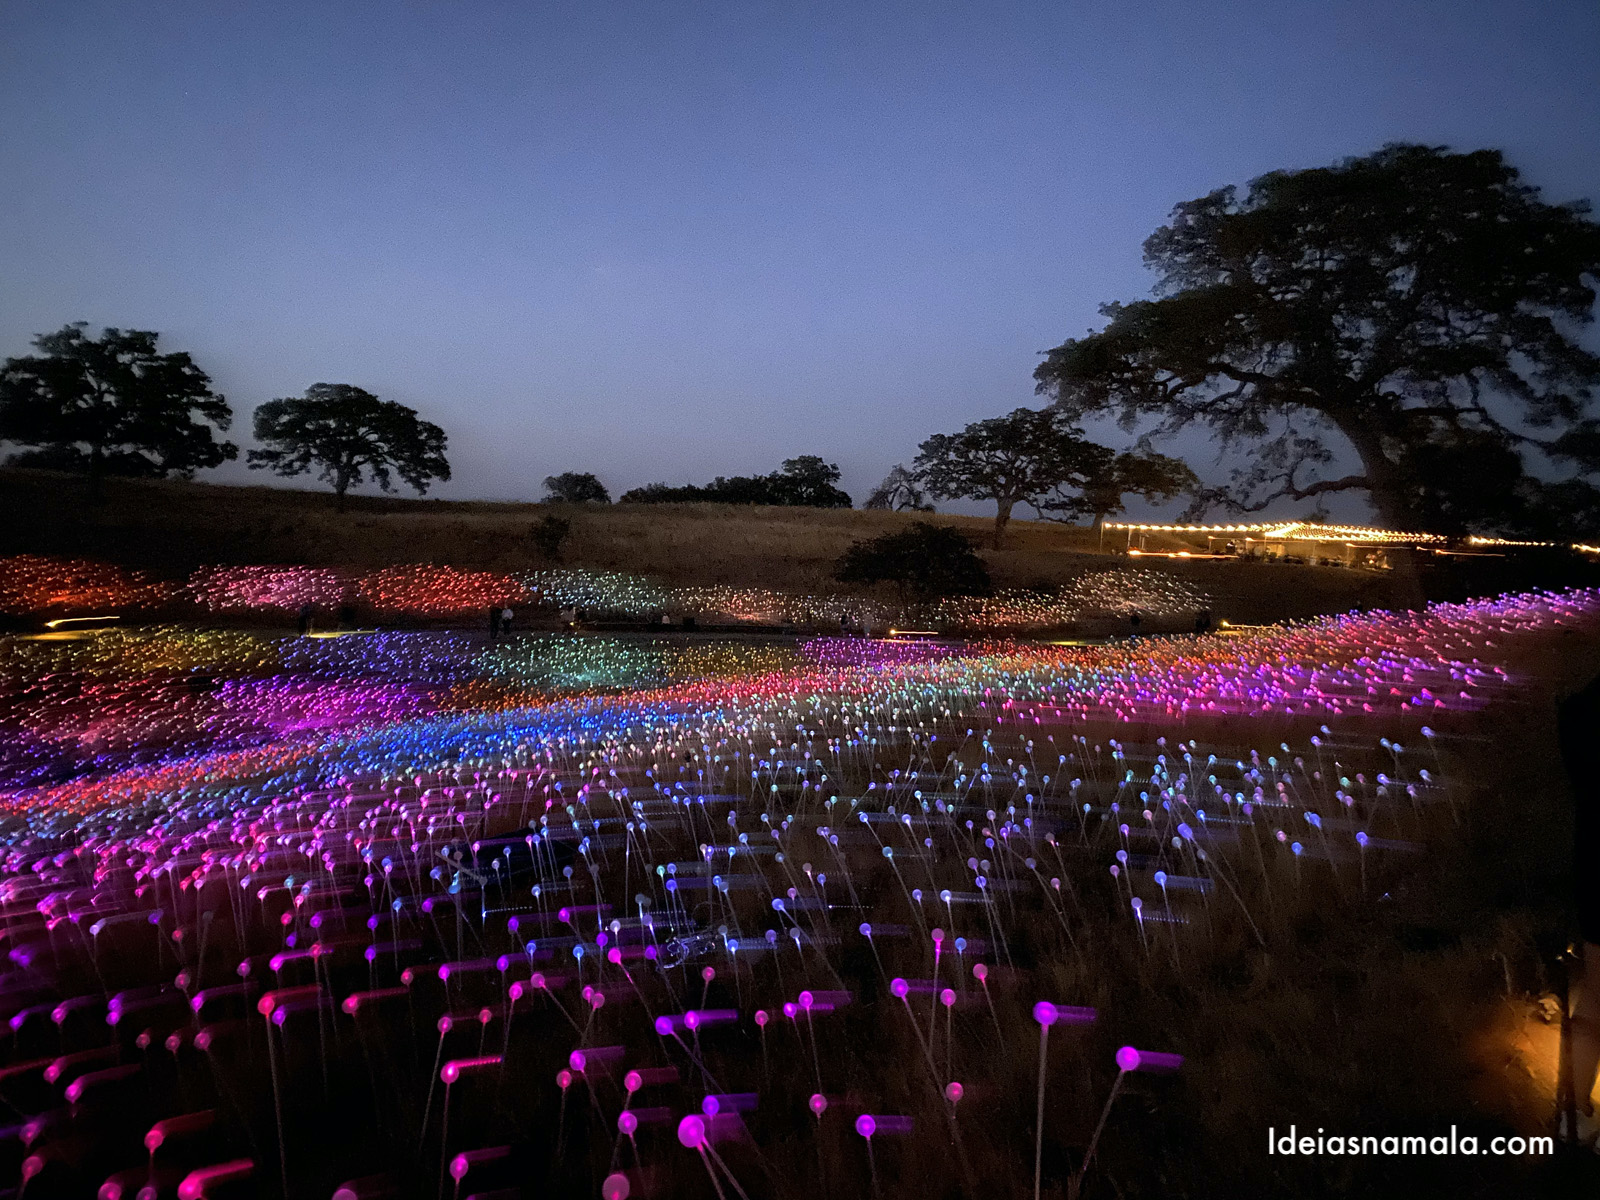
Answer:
xmin=8 ymin=144 xmax=1595 ymax=547
xmin=620 ymin=456 xmax=852 ymax=508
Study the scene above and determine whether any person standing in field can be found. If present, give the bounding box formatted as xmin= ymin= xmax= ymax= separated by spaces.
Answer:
xmin=488 ymin=605 xmax=500 ymax=641
xmin=500 ymin=605 xmax=514 ymax=636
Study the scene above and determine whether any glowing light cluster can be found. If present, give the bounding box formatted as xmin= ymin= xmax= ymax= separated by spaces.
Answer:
xmin=187 ymin=564 xmax=347 ymax=611
xmin=0 ymin=587 xmax=1591 ymax=1195
xmin=356 ymin=564 xmax=529 ymax=615
xmin=0 ymin=555 xmax=168 ymax=614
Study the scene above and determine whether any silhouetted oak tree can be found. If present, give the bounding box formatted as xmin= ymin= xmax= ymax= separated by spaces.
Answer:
xmin=249 ymin=384 xmax=450 ymax=510
xmin=543 ymin=472 xmax=611 ymax=503
xmin=864 ymin=465 xmax=935 ymax=511
xmin=0 ymin=323 xmax=237 ymax=499
xmin=913 ymin=407 xmax=1101 ymax=546
xmin=1034 ymin=145 xmax=1600 ymax=537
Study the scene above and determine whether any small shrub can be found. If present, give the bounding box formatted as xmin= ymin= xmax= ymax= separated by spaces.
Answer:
xmin=529 ymin=514 xmax=571 ymax=563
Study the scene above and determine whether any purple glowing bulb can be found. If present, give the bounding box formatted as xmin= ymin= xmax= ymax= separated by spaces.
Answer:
xmin=1033 ymin=1000 xmax=1059 ymax=1026
xmin=890 ymin=978 xmax=909 ymax=999
xmin=809 ymin=1092 xmax=828 ymax=1115
xmin=1116 ymin=1046 xmax=1141 ymax=1072
xmin=855 ymin=1114 xmax=876 ymax=1139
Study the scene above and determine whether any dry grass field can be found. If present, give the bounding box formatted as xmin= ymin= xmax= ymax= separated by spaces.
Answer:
xmin=1 ymin=468 xmax=1406 ymax=622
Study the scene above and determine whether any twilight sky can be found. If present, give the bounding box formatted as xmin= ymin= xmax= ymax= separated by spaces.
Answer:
xmin=3 ymin=0 xmax=1598 ymax=514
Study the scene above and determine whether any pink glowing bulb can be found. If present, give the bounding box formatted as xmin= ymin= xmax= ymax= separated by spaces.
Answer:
xmin=973 ymin=963 xmax=988 ymax=982
xmin=754 ymin=1009 xmax=768 ymax=1027
xmin=569 ymin=1050 xmax=587 ymax=1073
xmin=940 ymin=988 xmax=956 ymax=1007
xmin=799 ymin=990 xmax=814 ymax=1010
xmin=1116 ymin=1046 xmax=1141 ymax=1072
xmin=624 ymin=1070 xmax=642 ymax=1093
xmin=677 ymin=1114 xmax=707 ymax=1149
xmin=809 ymin=1092 xmax=828 ymax=1115
xmin=890 ymin=977 xmax=909 ymax=999
xmin=945 ymin=1081 xmax=964 ymax=1103
xmin=602 ymin=1172 xmax=631 ymax=1200
xmin=855 ymin=1114 xmax=876 ymax=1138
xmin=556 ymin=1069 xmax=572 ymax=1090
xmin=618 ymin=1111 xmax=638 ymax=1136
xmin=1033 ymin=1000 xmax=1059 ymax=1026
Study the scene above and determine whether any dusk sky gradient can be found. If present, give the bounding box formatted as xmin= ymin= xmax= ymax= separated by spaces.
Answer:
xmin=4 ymin=1 xmax=1598 ymax=515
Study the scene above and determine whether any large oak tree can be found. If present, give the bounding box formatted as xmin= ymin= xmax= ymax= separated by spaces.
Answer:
xmin=0 ymin=323 xmax=237 ymax=499
xmin=1033 ymin=145 xmax=1600 ymax=537
xmin=249 ymin=383 xmax=450 ymax=510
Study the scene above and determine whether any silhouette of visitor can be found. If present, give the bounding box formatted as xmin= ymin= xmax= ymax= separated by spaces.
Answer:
xmin=500 ymin=606 xmax=514 ymax=636
xmin=1559 ymin=669 xmax=1600 ymax=1144
xmin=296 ymin=603 xmax=314 ymax=635
xmin=488 ymin=605 xmax=501 ymax=641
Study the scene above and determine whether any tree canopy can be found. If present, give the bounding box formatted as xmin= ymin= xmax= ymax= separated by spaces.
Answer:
xmin=248 ymin=383 xmax=450 ymax=510
xmin=834 ymin=521 xmax=990 ymax=600
xmin=864 ymin=464 xmax=935 ymax=512
xmin=913 ymin=407 xmax=1104 ymax=545
xmin=1034 ymin=145 xmax=1600 ymax=537
xmin=543 ymin=472 xmax=611 ymax=503
xmin=621 ymin=456 xmax=852 ymax=508
xmin=1037 ymin=446 xmax=1198 ymax=530
xmin=0 ymin=323 xmax=237 ymax=497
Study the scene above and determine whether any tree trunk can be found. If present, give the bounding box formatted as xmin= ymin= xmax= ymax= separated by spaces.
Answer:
xmin=336 ymin=479 xmax=349 ymax=513
xmin=993 ymin=498 xmax=1014 ymax=549
xmin=1331 ymin=414 xmax=1427 ymax=610
xmin=87 ymin=443 xmax=104 ymax=506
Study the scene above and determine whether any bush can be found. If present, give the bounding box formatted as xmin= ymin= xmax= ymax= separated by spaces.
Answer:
xmin=528 ymin=514 xmax=571 ymax=562
xmin=834 ymin=521 xmax=990 ymax=600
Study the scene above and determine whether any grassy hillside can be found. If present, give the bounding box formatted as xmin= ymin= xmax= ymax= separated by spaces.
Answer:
xmin=1 ymin=468 xmax=1405 ymax=621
